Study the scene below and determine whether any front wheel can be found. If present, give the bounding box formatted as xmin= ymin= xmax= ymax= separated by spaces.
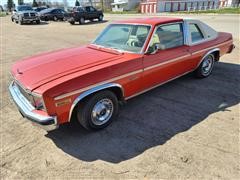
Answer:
xmin=195 ymin=54 xmax=215 ymax=78
xmin=98 ymin=15 xmax=103 ymax=21
xmin=53 ymin=16 xmax=58 ymax=21
xmin=79 ymin=17 xmax=85 ymax=24
xmin=77 ymin=90 xmax=119 ymax=130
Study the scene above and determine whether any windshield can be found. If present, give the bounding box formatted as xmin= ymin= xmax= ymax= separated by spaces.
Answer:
xmin=93 ymin=24 xmax=151 ymax=53
xmin=40 ymin=8 xmax=53 ymax=13
xmin=17 ymin=6 xmax=33 ymax=11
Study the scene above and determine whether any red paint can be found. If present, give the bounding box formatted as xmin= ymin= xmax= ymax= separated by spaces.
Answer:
xmin=11 ymin=18 xmax=234 ymax=125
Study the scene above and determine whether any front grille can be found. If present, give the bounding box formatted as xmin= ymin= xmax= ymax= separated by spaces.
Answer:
xmin=23 ymin=13 xmax=36 ymax=18
xmin=15 ymin=81 xmax=35 ymax=106
xmin=30 ymin=13 xmax=36 ymax=17
xmin=23 ymin=13 xmax=29 ymax=17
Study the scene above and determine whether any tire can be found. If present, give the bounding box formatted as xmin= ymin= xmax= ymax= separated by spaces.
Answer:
xmin=195 ymin=54 xmax=215 ymax=78
xmin=36 ymin=20 xmax=40 ymax=24
xmin=98 ymin=15 xmax=103 ymax=21
xmin=79 ymin=17 xmax=85 ymax=24
xmin=77 ymin=90 xmax=119 ymax=130
xmin=69 ymin=21 xmax=75 ymax=25
xmin=11 ymin=18 xmax=14 ymax=22
xmin=19 ymin=19 xmax=23 ymax=25
xmin=53 ymin=16 xmax=58 ymax=21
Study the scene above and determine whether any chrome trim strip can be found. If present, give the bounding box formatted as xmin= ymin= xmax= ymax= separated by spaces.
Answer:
xmin=196 ymin=48 xmax=220 ymax=68
xmin=125 ymin=70 xmax=193 ymax=100
xmin=54 ymin=69 xmax=142 ymax=101
xmin=68 ymin=83 xmax=124 ymax=122
xmin=54 ymin=40 xmax=232 ymax=101
xmin=144 ymin=21 xmax=184 ymax=54
xmin=144 ymin=54 xmax=190 ymax=71
xmin=9 ymin=81 xmax=58 ymax=131
xmin=192 ymin=40 xmax=232 ymax=55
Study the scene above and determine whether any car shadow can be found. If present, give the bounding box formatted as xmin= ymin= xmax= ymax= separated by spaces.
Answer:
xmin=46 ymin=61 xmax=239 ymax=163
xmin=71 ymin=20 xmax=108 ymax=26
xmin=18 ymin=21 xmax=49 ymax=26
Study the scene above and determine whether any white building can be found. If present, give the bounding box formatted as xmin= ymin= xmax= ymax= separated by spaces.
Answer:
xmin=140 ymin=0 xmax=221 ymax=13
xmin=111 ymin=0 xmax=140 ymax=12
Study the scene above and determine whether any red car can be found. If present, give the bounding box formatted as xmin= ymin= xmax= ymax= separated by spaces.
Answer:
xmin=9 ymin=17 xmax=235 ymax=131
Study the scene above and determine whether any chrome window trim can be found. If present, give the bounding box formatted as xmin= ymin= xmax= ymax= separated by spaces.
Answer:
xmin=68 ymin=83 xmax=124 ymax=122
xmin=144 ymin=21 xmax=185 ymax=54
xmin=184 ymin=19 xmax=218 ymax=46
xmin=91 ymin=23 xmax=153 ymax=55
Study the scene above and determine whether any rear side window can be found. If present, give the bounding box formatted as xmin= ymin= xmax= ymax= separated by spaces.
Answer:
xmin=189 ymin=24 xmax=204 ymax=43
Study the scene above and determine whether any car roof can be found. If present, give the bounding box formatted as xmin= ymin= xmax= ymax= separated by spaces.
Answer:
xmin=114 ymin=17 xmax=183 ymax=26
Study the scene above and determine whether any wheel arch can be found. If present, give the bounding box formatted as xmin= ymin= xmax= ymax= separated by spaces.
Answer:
xmin=196 ymin=48 xmax=220 ymax=69
xmin=68 ymin=83 xmax=124 ymax=122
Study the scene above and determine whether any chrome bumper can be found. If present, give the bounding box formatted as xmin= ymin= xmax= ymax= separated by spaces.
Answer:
xmin=9 ymin=81 xmax=58 ymax=131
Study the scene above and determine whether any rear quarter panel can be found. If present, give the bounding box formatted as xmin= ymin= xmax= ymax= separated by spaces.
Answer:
xmin=189 ymin=32 xmax=233 ymax=68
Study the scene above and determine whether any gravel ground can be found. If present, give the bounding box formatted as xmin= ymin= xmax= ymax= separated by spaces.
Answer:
xmin=0 ymin=14 xmax=239 ymax=179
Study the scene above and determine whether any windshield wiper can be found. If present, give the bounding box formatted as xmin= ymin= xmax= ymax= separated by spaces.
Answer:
xmin=91 ymin=44 xmax=123 ymax=54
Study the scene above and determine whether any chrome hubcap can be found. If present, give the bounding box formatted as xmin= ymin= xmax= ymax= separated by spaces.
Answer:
xmin=91 ymin=98 xmax=113 ymax=125
xmin=202 ymin=55 xmax=214 ymax=75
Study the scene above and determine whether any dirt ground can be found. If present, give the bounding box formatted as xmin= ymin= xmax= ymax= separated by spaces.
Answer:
xmin=0 ymin=14 xmax=239 ymax=179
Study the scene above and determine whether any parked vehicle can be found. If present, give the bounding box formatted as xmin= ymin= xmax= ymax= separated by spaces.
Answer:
xmin=68 ymin=6 xmax=103 ymax=25
xmin=11 ymin=5 xmax=40 ymax=25
xmin=33 ymin=6 xmax=47 ymax=12
xmin=39 ymin=8 xmax=68 ymax=21
xmin=9 ymin=17 xmax=235 ymax=131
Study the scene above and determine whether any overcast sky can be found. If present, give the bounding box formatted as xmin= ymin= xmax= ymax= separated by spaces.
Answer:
xmin=0 ymin=0 xmax=77 ymax=6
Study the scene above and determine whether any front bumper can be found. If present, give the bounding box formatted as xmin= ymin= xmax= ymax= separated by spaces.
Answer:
xmin=22 ymin=17 xmax=39 ymax=22
xmin=9 ymin=81 xmax=58 ymax=131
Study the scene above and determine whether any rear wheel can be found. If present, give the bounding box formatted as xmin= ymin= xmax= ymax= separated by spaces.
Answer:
xmin=195 ymin=54 xmax=215 ymax=78
xmin=36 ymin=20 xmax=40 ymax=24
xmin=69 ymin=21 xmax=75 ymax=25
xmin=77 ymin=90 xmax=119 ymax=130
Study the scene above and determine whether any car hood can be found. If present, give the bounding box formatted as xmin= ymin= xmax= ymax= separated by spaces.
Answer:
xmin=11 ymin=46 xmax=124 ymax=91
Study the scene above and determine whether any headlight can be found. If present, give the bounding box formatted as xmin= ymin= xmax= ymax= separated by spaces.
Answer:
xmin=32 ymin=93 xmax=45 ymax=110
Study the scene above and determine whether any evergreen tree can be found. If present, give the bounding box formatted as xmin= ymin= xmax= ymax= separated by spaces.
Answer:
xmin=7 ymin=0 xmax=14 ymax=11
xmin=18 ymin=0 xmax=24 ymax=5
xmin=75 ymin=0 xmax=80 ymax=6
xmin=32 ymin=0 xmax=38 ymax=7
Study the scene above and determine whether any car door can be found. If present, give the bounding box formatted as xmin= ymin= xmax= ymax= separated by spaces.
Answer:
xmin=89 ymin=7 xmax=98 ymax=19
xmin=142 ymin=22 xmax=193 ymax=90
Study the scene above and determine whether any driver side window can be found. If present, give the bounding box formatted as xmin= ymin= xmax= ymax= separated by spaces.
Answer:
xmin=148 ymin=23 xmax=184 ymax=53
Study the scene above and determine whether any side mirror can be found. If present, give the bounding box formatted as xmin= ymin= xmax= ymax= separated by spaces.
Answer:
xmin=150 ymin=43 xmax=161 ymax=54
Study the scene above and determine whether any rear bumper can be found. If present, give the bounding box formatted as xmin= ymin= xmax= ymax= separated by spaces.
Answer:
xmin=227 ymin=44 xmax=235 ymax=54
xmin=9 ymin=81 xmax=58 ymax=131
